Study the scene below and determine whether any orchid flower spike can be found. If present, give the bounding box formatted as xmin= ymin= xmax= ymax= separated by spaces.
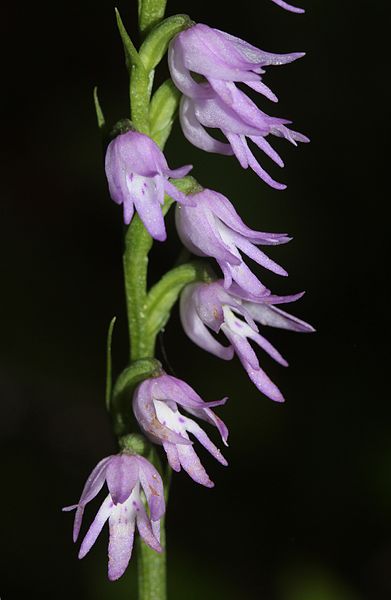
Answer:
xmin=63 ymin=453 xmax=165 ymax=581
xmin=180 ymin=281 xmax=314 ymax=402
xmin=176 ymin=188 xmax=290 ymax=296
xmin=133 ymin=374 xmax=228 ymax=488
xmin=168 ymin=23 xmax=308 ymax=188
xmin=105 ymin=130 xmax=193 ymax=240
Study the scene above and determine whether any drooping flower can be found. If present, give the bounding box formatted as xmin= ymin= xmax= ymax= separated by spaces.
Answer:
xmin=105 ymin=130 xmax=192 ymax=241
xmin=63 ymin=453 xmax=165 ymax=581
xmin=133 ymin=374 xmax=228 ymax=487
xmin=180 ymin=280 xmax=314 ymax=402
xmin=271 ymin=0 xmax=305 ymax=14
xmin=168 ymin=24 xmax=308 ymax=187
xmin=176 ymin=188 xmax=290 ymax=296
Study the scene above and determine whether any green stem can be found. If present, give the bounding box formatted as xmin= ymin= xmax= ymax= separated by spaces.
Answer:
xmin=114 ymin=6 xmax=205 ymax=598
xmin=123 ymin=216 xmax=153 ymax=361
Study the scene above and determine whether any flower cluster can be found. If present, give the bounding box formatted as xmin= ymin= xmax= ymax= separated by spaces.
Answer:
xmin=66 ymin=4 xmax=311 ymax=581
xmin=168 ymin=23 xmax=309 ymax=188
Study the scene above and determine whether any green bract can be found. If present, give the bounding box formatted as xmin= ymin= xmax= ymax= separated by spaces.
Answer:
xmin=149 ymin=79 xmax=181 ymax=149
xmin=138 ymin=0 xmax=168 ymax=36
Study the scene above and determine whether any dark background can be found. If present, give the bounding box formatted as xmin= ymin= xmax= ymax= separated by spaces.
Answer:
xmin=1 ymin=1 xmax=389 ymax=599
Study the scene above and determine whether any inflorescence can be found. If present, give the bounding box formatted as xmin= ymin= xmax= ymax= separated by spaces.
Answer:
xmin=64 ymin=1 xmax=311 ymax=581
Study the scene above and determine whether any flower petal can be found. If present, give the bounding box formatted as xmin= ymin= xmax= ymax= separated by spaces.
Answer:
xmin=246 ymin=79 xmax=278 ymax=102
xmin=180 ymin=287 xmax=234 ymax=360
xmin=180 ymin=97 xmax=234 ymax=155
xmin=221 ymin=321 xmax=260 ymax=371
xmin=115 ymin=131 xmax=165 ymax=177
xmin=165 ymin=164 xmax=193 ymax=179
xmin=258 ymin=291 xmax=305 ymax=304
xmin=177 ymin=25 xmax=261 ymax=81
xmin=132 ymin=175 xmax=167 ymax=242
xmin=64 ymin=456 xmax=112 ymax=543
xmin=168 ymin=40 xmax=215 ymax=97
xmin=244 ymin=363 xmax=285 ymax=402
xmin=176 ymin=202 xmax=241 ymax=266
xmin=194 ymin=95 xmax=264 ymax=136
xmin=218 ymin=257 xmax=268 ymax=297
xmin=108 ymin=500 xmax=136 ymax=581
xmin=216 ymin=28 xmax=305 ymax=67
xmin=136 ymin=503 xmax=162 ymax=553
xmin=78 ymin=494 xmax=113 ymax=559
xmin=271 ymin=0 xmax=305 ymax=14
xmin=227 ymin=283 xmax=303 ymax=305
xmin=184 ymin=417 xmax=228 ymax=464
xmin=137 ymin=456 xmax=165 ymax=521
xmin=185 ymin=403 xmax=229 ymax=445
xmin=133 ymin=381 xmax=193 ymax=446
xmin=122 ymin=197 xmax=135 ymax=225
xmin=227 ymin=229 xmax=288 ymax=277
xmin=176 ymin=443 xmax=214 ymax=487
xmin=201 ymin=189 xmax=288 ymax=244
xmin=106 ymin=455 xmax=139 ymax=505
xmin=105 ymin=141 xmax=129 ymax=205
xmin=245 ymin=142 xmax=287 ymax=190
xmin=225 ymin=132 xmax=249 ymax=168
xmin=249 ymin=135 xmax=284 ymax=167
xmin=249 ymin=331 xmax=289 ymax=367
xmin=246 ymin=302 xmax=315 ymax=332
xmin=163 ymin=441 xmax=181 ymax=472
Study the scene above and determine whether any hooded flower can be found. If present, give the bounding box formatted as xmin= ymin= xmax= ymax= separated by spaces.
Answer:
xmin=271 ymin=0 xmax=305 ymax=14
xmin=133 ymin=374 xmax=228 ymax=488
xmin=105 ymin=130 xmax=192 ymax=241
xmin=176 ymin=188 xmax=290 ymax=296
xmin=63 ymin=453 xmax=165 ymax=581
xmin=180 ymin=280 xmax=314 ymax=402
xmin=168 ymin=24 xmax=308 ymax=188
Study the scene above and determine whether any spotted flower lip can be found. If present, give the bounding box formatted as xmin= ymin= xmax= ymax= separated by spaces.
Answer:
xmin=63 ymin=453 xmax=165 ymax=581
xmin=180 ymin=280 xmax=315 ymax=402
xmin=133 ymin=374 xmax=228 ymax=488
xmin=271 ymin=0 xmax=305 ymax=14
xmin=105 ymin=130 xmax=193 ymax=241
xmin=168 ymin=23 xmax=308 ymax=188
xmin=176 ymin=188 xmax=290 ymax=296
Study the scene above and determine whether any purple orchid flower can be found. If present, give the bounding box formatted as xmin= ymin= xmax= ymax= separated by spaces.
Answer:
xmin=176 ymin=188 xmax=290 ymax=296
xmin=105 ymin=130 xmax=192 ymax=241
xmin=180 ymin=280 xmax=314 ymax=402
xmin=271 ymin=0 xmax=305 ymax=14
xmin=133 ymin=374 xmax=228 ymax=488
xmin=168 ymin=24 xmax=308 ymax=188
xmin=63 ymin=453 xmax=165 ymax=581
